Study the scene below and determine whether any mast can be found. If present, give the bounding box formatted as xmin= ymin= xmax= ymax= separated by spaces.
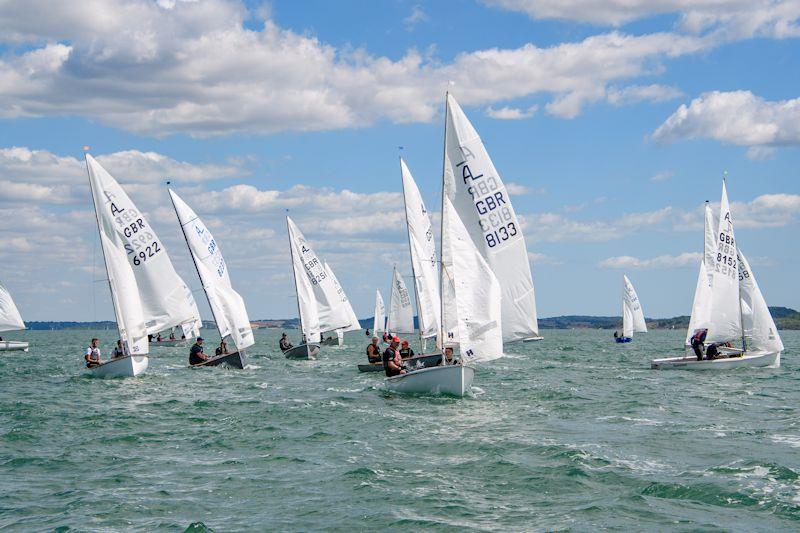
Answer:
xmin=399 ymin=156 xmax=426 ymax=351
xmin=167 ymin=187 xmax=225 ymax=345
xmin=438 ymin=92 xmax=449 ymax=361
xmin=286 ymin=216 xmax=307 ymax=355
xmin=85 ymin=152 xmax=126 ymax=355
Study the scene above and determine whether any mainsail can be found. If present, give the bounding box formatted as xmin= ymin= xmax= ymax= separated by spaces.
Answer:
xmin=169 ymin=189 xmax=254 ymax=352
xmin=622 ymin=275 xmax=647 ymax=338
xmin=442 ymin=196 xmax=503 ymax=362
xmin=373 ymin=290 xmax=385 ymax=335
xmin=86 ymin=156 xmax=201 ymax=336
xmin=443 ymin=94 xmax=539 ymax=342
xmin=287 ymin=217 xmax=349 ymax=342
xmin=0 ymin=282 xmax=25 ymax=333
xmin=400 ymin=158 xmax=441 ymax=339
xmin=87 ymin=155 xmax=148 ymax=356
xmin=707 ymin=180 xmax=742 ymax=343
xmin=386 ymin=266 xmax=414 ymax=334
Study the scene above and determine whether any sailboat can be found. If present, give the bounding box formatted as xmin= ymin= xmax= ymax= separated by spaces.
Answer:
xmin=323 ymin=261 xmax=361 ymax=346
xmin=168 ymin=189 xmax=254 ymax=369
xmin=284 ymin=217 xmax=352 ymax=359
xmin=0 ymin=282 xmax=28 ymax=351
xmin=615 ymin=275 xmax=647 ymax=343
xmin=651 ymin=179 xmax=783 ymax=369
xmin=386 ymin=94 xmax=505 ymax=396
xmin=373 ymin=290 xmax=385 ymax=338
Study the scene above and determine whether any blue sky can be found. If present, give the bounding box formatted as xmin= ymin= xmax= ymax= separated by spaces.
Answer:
xmin=0 ymin=0 xmax=798 ymax=322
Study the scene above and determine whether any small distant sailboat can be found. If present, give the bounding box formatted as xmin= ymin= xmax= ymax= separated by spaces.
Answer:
xmin=0 ymin=282 xmax=28 ymax=351
xmin=652 ymin=179 xmax=783 ymax=369
xmin=169 ymin=189 xmax=254 ymax=369
xmin=615 ymin=275 xmax=647 ymax=343
xmin=284 ymin=217 xmax=352 ymax=359
xmin=373 ymin=289 xmax=386 ymax=339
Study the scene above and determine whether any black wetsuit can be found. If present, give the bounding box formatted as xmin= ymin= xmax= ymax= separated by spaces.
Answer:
xmin=189 ymin=343 xmax=206 ymax=365
xmin=366 ymin=343 xmax=381 ymax=363
xmin=383 ymin=347 xmax=401 ymax=377
xmin=399 ymin=347 xmax=415 ymax=358
xmin=280 ymin=339 xmax=292 ymax=351
xmin=706 ymin=343 xmax=719 ymax=360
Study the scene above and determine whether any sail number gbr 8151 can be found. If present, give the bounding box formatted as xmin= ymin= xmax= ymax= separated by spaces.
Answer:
xmin=108 ymin=199 xmax=162 ymax=267
xmin=457 ymin=159 xmax=519 ymax=250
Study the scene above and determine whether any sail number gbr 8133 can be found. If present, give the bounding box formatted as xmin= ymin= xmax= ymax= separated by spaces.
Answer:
xmin=457 ymin=159 xmax=520 ymax=250
xmin=108 ymin=198 xmax=163 ymax=267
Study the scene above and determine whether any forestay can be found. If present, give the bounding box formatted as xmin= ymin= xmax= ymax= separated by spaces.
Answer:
xmin=738 ymin=250 xmax=783 ymax=353
xmin=400 ymin=158 xmax=441 ymax=339
xmin=86 ymin=156 xmax=201 ymax=337
xmin=324 ymin=262 xmax=360 ymax=333
xmin=287 ymin=217 xmax=349 ymax=342
xmin=622 ymin=275 xmax=647 ymax=338
xmin=443 ymin=94 xmax=539 ymax=342
xmin=0 ymin=283 xmax=25 ymax=333
xmin=387 ymin=266 xmax=414 ymax=334
xmin=442 ymin=196 xmax=503 ymax=362
xmin=707 ymin=180 xmax=741 ymax=343
xmin=169 ymin=190 xmax=254 ymax=351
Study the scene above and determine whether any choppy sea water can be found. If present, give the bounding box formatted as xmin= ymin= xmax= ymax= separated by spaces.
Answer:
xmin=0 ymin=328 xmax=798 ymax=531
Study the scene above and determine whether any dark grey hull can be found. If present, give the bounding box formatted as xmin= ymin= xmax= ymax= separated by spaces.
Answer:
xmin=358 ymin=362 xmax=384 ymax=373
xmin=283 ymin=344 xmax=320 ymax=360
xmin=190 ymin=351 xmax=246 ymax=369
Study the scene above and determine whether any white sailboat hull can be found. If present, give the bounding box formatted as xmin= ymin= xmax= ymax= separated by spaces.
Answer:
xmin=89 ymin=355 xmax=149 ymax=378
xmin=522 ymin=336 xmax=544 ymax=342
xmin=651 ymin=350 xmax=780 ymax=370
xmin=385 ymin=364 xmax=475 ymax=397
xmin=0 ymin=340 xmax=29 ymax=351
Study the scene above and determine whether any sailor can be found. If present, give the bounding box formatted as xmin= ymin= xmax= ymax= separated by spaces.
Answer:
xmin=112 ymin=340 xmax=125 ymax=359
xmin=215 ymin=340 xmax=228 ymax=356
xmin=613 ymin=331 xmax=619 ymax=339
xmin=279 ymin=333 xmax=293 ymax=352
xmin=705 ymin=342 xmax=720 ymax=360
xmin=169 ymin=332 xmax=176 ymax=340
xmin=156 ymin=333 xmax=163 ymax=342
xmin=366 ymin=336 xmax=381 ymax=363
xmin=444 ymin=346 xmax=455 ymax=364
xmin=399 ymin=340 xmax=415 ymax=359
xmin=189 ymin=337 xmax=209 ymax=365
xmin=382 ymin=336 xmax=406 ymax=377
xmin=85 ymin=338 xmax=101 ymax=368
xmin=365 ymin=329 xmax=371 ymax=336
xmin=690 ymin=329 xmax=707 ymax=361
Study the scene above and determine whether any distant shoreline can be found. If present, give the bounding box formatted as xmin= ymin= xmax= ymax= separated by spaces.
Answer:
xmin=22 ymin=306 xmax=800 ymax=331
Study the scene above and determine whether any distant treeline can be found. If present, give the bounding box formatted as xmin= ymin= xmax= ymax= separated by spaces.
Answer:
xmin=24 ymin=307 xmax=800 ymax=331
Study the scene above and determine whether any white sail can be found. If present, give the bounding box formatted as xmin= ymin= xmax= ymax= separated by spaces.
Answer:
xmin=169 ymin=189 xmax=254 ymax=351
xmin=738 ymin=250 xmax=783 ymax=353
xmin=443 ymin=196 xmax=503 ymax=362
xmin=685 ymin=260 xmax=713 ymax=345
xmin=622 ymin=275 xmax=647 ymax=338
xmin=703 ymin=202 xmax=717 ymax=285
xmin=444 ymin=94 xmax=538 ymax=342
xmin=440 ymin=185 xmax=460 ymax=347
xmin=0 ymin=282 xmax=25 ymax=333
xmin=287 ymin=217 xmax=349 ymax=342
xmin=707 ymin=180 xmax=741 ymax=343
xmin=386 ymin=266 xmax=415 ymax=334
xmin=373 ymin=290 xmax=385 ymax=335
xmin=87 ymin=158 xmax=149 ymax=356
xmin=86 ymin=156 xmax=201 ymax=336
xmin=324 ymin=262 xmax=360 ymax=333
xmin=400 ymin=158 xmax=441 ymax=339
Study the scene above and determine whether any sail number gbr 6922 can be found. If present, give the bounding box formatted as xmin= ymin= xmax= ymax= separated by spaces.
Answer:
xmin=109 ymin=201 xmax=162 ymax=267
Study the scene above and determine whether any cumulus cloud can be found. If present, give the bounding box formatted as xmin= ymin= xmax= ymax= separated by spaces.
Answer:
xmin=484 ymin=0 xmax=800 ymax=39
xmin=598 ymin=252 xmax=702 ymax=269
xmin=606 ymin=84 xmax=684 ymax=105
xmin=486 ymin=105 xmax=538 ymax=120
xmin=505 ymin=182 xmax=533 ymax=195
xmin=652 ymin=91 xmax=800 ymax=156
xmin=403 ymin=5 xmax=428 ymax=29
xmin=0 ymin=0 xmax=716 ymax=135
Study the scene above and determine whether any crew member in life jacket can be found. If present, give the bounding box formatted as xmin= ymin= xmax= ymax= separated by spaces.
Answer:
xmin=399 ymin=340 xmax=415 ymax=359
xmin=366 ymin=336 xmax=381 ymax=363
xmin=189 ymin=337 xmax=209 ymax=365
xmin=690 ymin=329 xmax=707 ymax=361
xmin=382 ymin=336 xmax=406 ymax=377
xmin=85 ymin=338 xmax=101 ymax=368
xmin=279 ymin=333 xmax=293 ymax=352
